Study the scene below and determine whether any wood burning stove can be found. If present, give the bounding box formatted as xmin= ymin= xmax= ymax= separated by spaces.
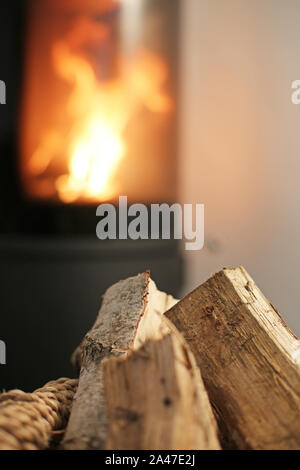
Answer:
xmin=20 ymin=0 xmax=178 ymax=207
xmin=0 ymin=0 xmax=182 ymax=391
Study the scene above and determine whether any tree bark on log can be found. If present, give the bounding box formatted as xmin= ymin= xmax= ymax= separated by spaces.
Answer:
xmin=63 ymin=272 xmax=178 ymax=450
xmin=165 ymin=266 xmax=300 ymax=450
xmin=103 ymin=331 xmax=221 ymax=450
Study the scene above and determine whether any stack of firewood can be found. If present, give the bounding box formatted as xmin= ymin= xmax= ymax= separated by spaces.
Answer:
xmin=61 ymin=267 xmax=300 ymax=450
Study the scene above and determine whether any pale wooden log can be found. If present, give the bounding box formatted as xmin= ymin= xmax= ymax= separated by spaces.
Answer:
xmin=63 ymin=272 xmax=178 ymax=450
xmin=103 ymin=328 xmax=221 ymax=450
xmin=165 ymin=266 xmax=300 ymax=450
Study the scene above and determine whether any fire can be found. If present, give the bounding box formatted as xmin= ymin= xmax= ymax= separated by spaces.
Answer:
xmin=56 ymin=121 xmax=125 ymax=203
xmin=24 ymin=14 xmax=171 ymax=204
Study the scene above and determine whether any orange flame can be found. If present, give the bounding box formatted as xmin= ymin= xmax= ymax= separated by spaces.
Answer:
xmin=27 ymin=15 xmax=171 ymax=204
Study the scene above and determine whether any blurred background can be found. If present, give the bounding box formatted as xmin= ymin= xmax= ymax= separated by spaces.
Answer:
xmin=0 ymin=0 xmax=299 ymax=390
xmin=179 ymin=0 xmax=300 ymax=337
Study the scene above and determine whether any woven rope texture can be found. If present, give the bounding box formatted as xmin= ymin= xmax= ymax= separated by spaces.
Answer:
xmin=0 ymin=377 xmax=78 ymax=450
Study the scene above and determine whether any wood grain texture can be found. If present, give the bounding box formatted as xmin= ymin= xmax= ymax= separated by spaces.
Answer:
xmin=103 ymin=331 xmax=221 ymax=450
xmin=63 ymin=272 xmax=178 ymax=450
xmin=165 ymin=266 xmax=300 ymax=450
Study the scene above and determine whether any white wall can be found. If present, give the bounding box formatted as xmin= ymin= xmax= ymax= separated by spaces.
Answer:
xmin=179 ymin=0 xmax=300 ymax=334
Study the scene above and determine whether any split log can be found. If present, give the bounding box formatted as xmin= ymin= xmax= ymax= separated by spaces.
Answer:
xmin=165 ymin=266 xmax=300 ymax=450
xmin=63 ymin=272 xmax=178 ymax=450
xmin=103 ymin=329 xmax=221 ymax=450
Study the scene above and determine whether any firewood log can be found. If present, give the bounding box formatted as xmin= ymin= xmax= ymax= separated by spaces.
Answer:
xmin=165 ymin=266 xmax=300 ymax=450
xmin=103 ymin=328 xmax=221 ymax=450
xmin=63 ymin=272 xmax=178 ymax=450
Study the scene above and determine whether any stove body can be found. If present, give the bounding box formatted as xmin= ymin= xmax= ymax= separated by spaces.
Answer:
xmin=0 ymin=0 xmax=182 ymax=391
